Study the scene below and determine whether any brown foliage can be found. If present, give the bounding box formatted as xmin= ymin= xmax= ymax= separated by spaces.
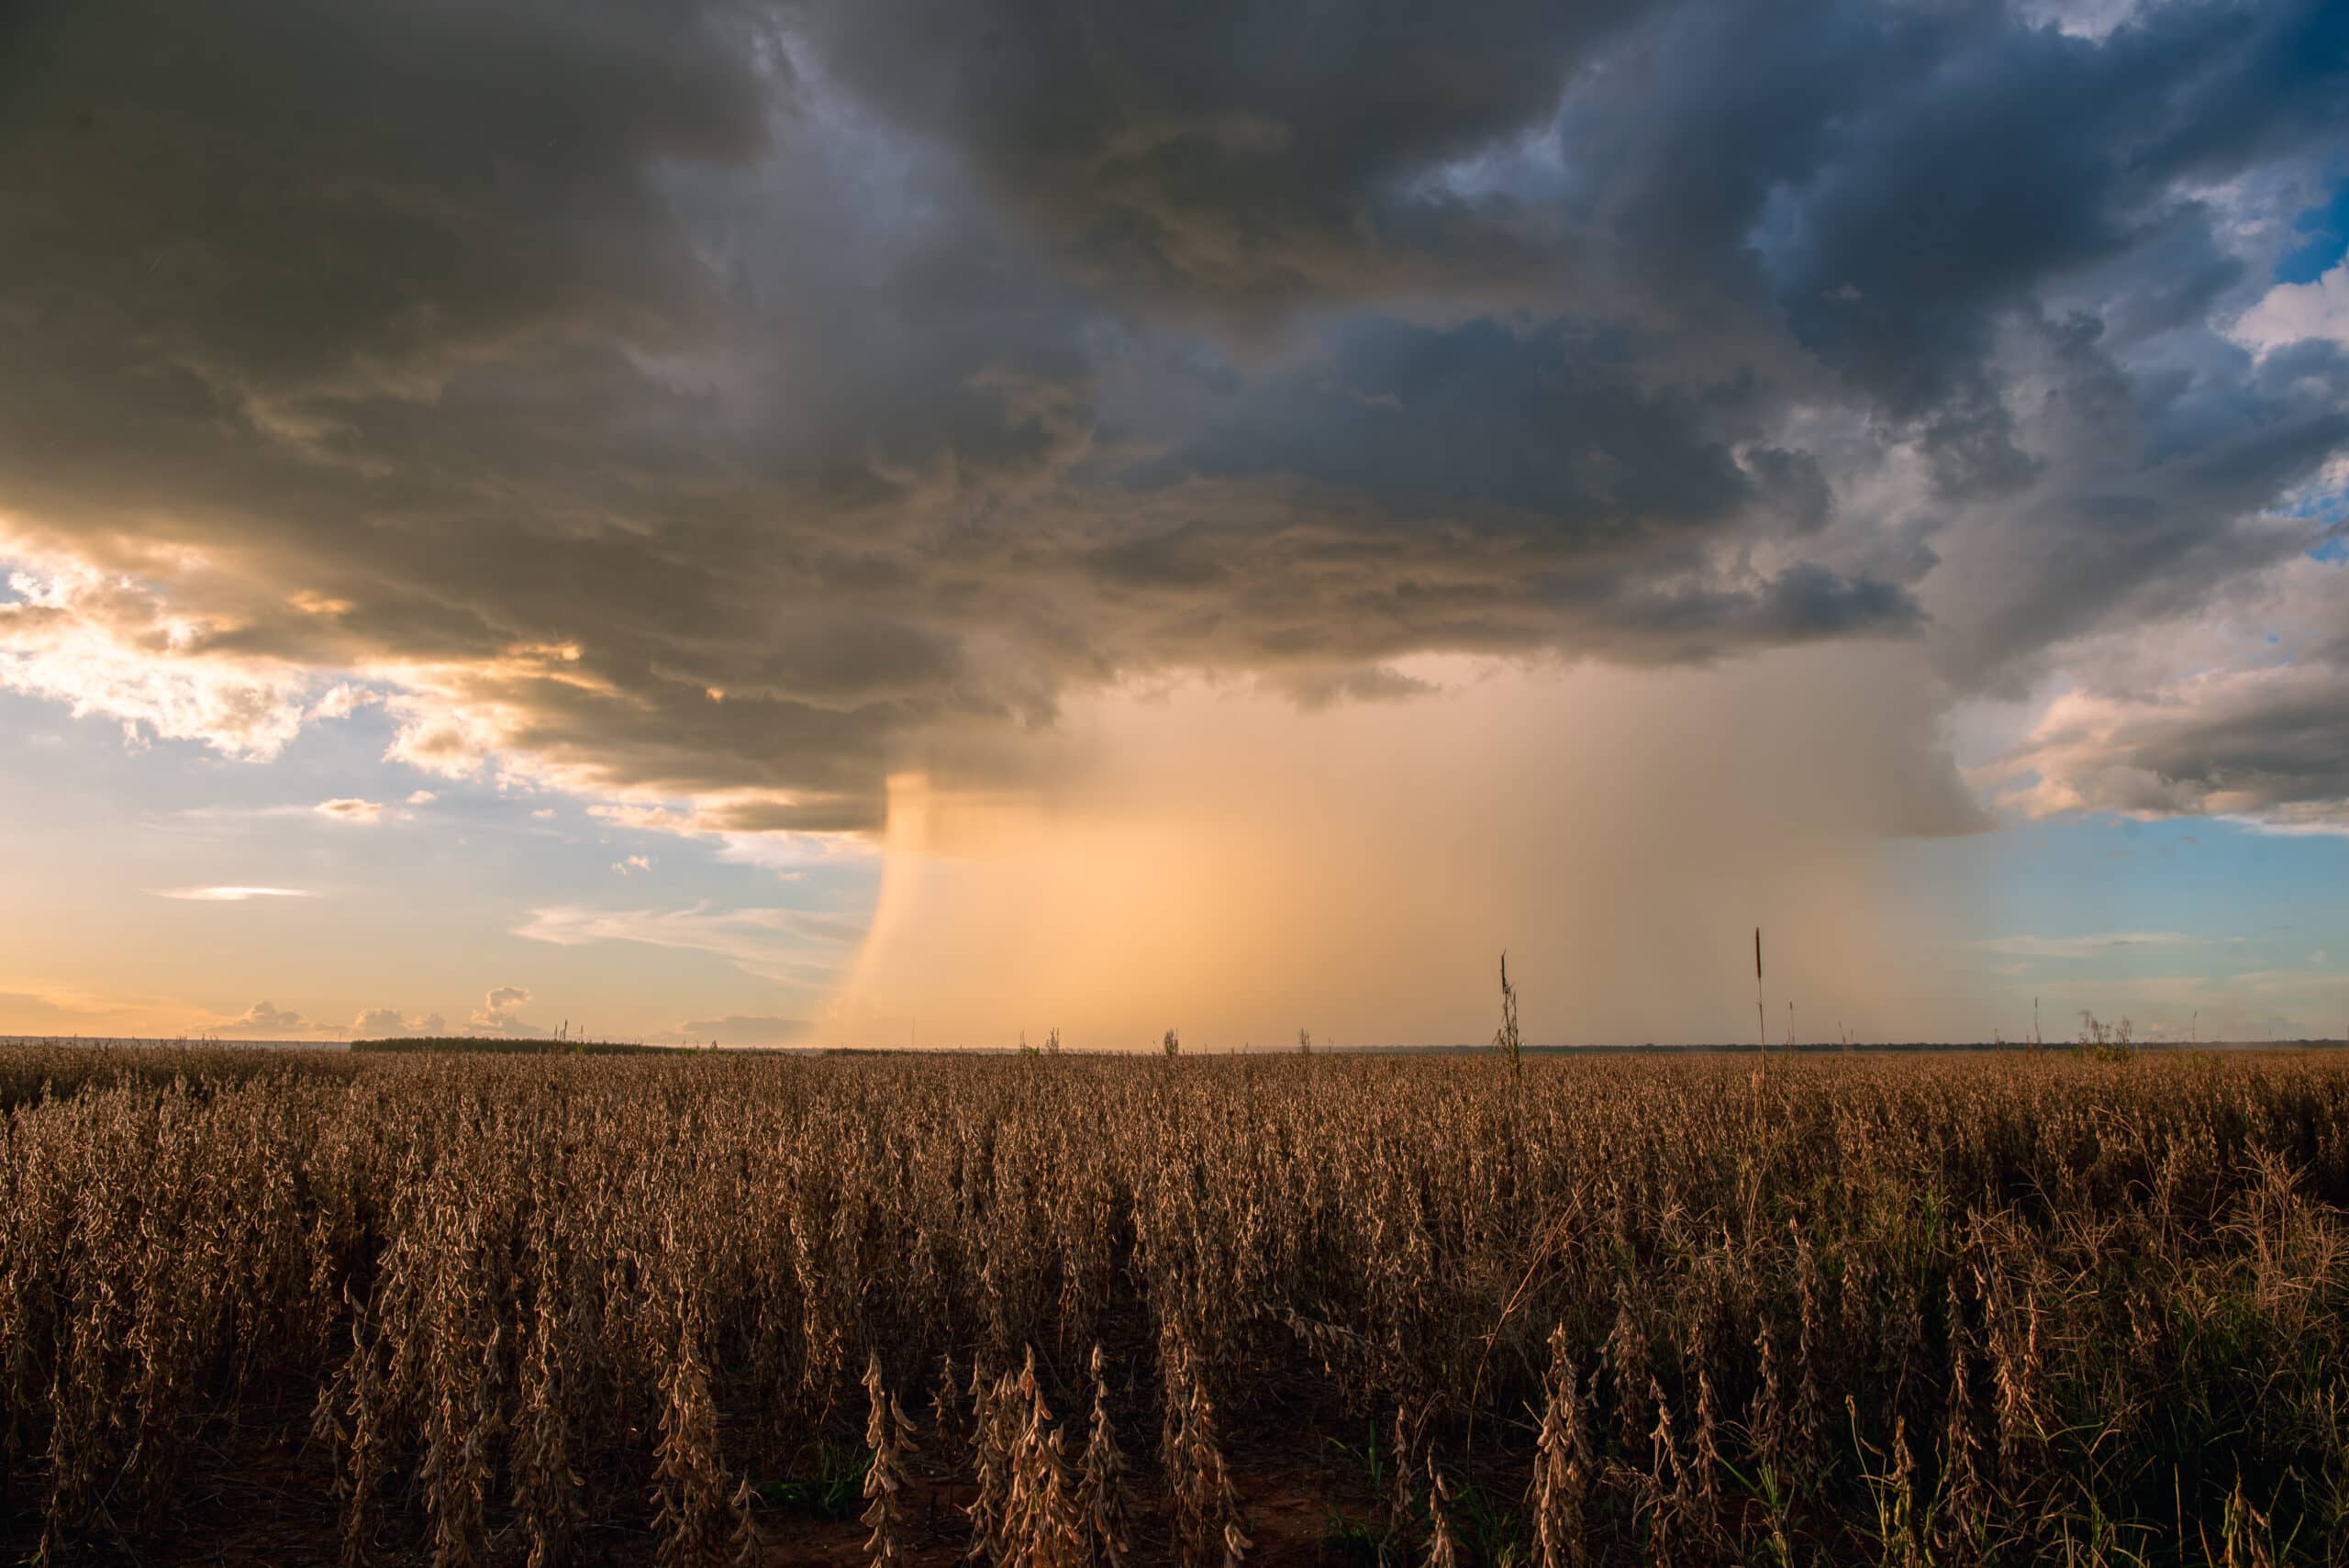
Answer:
xmin=3 ymin=1045 xmax=2347 ymax=1562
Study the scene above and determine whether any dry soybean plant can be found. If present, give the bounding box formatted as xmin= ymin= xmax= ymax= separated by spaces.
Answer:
xmin=4 ymin=1043 xmax=2349 ymax=1563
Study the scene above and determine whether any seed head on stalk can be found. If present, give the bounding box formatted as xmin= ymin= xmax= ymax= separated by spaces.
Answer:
xmin=862 ymin=1351 xmax=918 ymax=1565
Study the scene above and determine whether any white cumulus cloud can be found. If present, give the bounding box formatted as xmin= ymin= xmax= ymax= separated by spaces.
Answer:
xmin=351 ymin=1006 xmax=448 ymax=1037
xmin=469 ymin=985 xmax=544 ymax=1036
xmin=217 ymin=999 xmax=323 ymax=1036
xmin=0 ymin=557 xmax=314 ymax=757
xmin=2233 ymin=261 xmax=2349 ymax=353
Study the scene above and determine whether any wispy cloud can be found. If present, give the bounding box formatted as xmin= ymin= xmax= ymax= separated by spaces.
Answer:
xmin=149 ymin=885 xmax=317 ymax=902
xmin=514 ymin=904 xmax=862 ymax=984
xmin=0 ymin=984 xmax=173 ymax=1033
xmin=315 ymin=796 xmax=386 ymax=823
xmin=589 ymin=798 xmax=876 ymax=878
xmin=1976 ymin=931 xmax=2195 ymax=961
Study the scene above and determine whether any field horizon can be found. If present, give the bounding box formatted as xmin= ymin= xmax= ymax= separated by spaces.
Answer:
xmin=15 ymin=1036 xmax=2349 ymax=1057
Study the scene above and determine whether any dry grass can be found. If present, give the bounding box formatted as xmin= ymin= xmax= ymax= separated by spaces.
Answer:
xmin=4 ymin=1044 xmax=2349 ymax=1564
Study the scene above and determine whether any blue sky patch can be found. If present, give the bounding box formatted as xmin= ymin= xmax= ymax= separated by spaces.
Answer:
xmin=2277 ymin=175 xmax=2349 ymax=284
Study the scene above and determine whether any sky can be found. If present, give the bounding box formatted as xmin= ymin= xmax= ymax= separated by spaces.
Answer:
xmin=2 ymin=0 xmax=2346 ymax=1048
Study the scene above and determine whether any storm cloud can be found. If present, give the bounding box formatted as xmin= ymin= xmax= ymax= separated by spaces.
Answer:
xmin=2 ymin=0 xmax=2345 ymax=835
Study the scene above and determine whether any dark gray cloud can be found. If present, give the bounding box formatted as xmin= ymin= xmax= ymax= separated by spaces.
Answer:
xmin=0 ymin=0 xmax=2344 ymax=833
xmin=794 ymin=0 xmax=1659 ymax=312
xmin=1910 ymin=323 xmax=2349 ymax=693
xmin=1143 ymin=318 xmax=1758 ymax=528
xmin=0 ymin=0 xmax=771 ymax=403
